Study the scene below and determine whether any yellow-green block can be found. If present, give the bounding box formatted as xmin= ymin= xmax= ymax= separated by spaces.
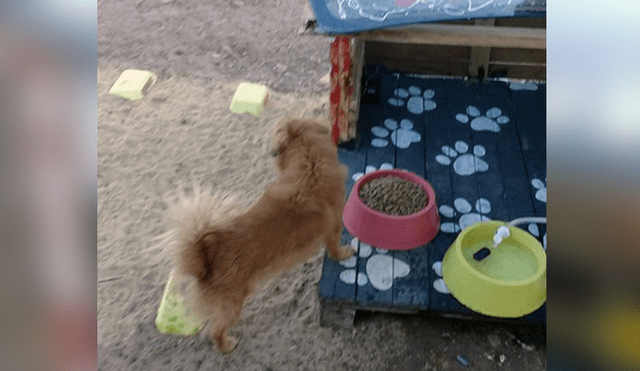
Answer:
xmin=230 ymin=82 xmax=270 ymax=116
xmin=155 ymin=271 xmax=204 ymax=336
xmin=109 ymin=69 xmax=157 ymax=101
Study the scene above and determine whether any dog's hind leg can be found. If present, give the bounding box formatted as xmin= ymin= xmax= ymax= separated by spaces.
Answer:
xmin=324 ymin=224 xmax=355 ymax=261
xmin=209 ymin=295 xmax=245 ymax=354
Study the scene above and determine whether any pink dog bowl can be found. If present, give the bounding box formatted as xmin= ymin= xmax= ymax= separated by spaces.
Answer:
xmin=343 ymin=169 xmax=440 ymax=250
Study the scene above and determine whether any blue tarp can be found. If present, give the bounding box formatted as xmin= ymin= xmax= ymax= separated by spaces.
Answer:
xmin=309 ymin=0 xmax=545 ymax=34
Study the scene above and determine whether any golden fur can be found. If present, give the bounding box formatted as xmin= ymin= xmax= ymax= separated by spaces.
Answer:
xmin=171 ymin=118 xmax=355 ymax=353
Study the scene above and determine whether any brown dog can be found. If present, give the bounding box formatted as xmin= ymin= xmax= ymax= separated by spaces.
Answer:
xmin=170 ymin=118 xmax=355 ymax=353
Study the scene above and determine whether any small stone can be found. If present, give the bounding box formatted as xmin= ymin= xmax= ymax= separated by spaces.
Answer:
xmin=274 ymin=63 xmax=288 ymax=73
xmin=456 ymin=355 xmax=469 ymax=366
xmin=487 ymin=334 xmax=501 ymax=348
xmin=499 ymin=354 xmax=506 ymax=364
xmin=521 ymin=343 xmax=535 ymax=351
xmin=318 ymin=72 xmax=331 ymax=87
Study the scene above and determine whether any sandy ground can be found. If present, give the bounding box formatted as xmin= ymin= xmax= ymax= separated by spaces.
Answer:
xmin=97 ymin=1 xmax=546 ymax=370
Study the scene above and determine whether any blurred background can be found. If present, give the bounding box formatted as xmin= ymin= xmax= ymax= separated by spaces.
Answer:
xmin=0 ymin=1 xmax=96 ymax=370
xmin=547 ymin=1 xmax=640 ymax=370
xmin=0 ymin=0 xmax=638 ymax=370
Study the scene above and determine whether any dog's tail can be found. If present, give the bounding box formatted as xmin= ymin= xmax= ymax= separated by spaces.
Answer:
xmin=171 ymin=186 xmax=242 ymax=282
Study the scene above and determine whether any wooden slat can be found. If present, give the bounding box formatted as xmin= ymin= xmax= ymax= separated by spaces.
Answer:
xmin=509 ymin=84 xmax=547 ymax=216
xmin=488 ymin=64 xmax=546 ymax=80
xmin=507 ymin=82 xmax=547 ymax=324
xmin=491 ymin=47 xmax=546 ymax=64
xmin=366 ymin=41 xmax=471 ymax=61
xmin=354 ymin=70 xmax=397 ymax=307
xmin=468 ymin=19 xmax=495 ymax=78
xmin=495 ymin=17 xmax=546 ymax=28
xmin=359 ymin=24 xmax=546 ymax=49
xmin=468 ymin=81 xmax=533 ymax=222
xmin=389 ymin=75 xmax=433 ymax=310
xmin=363 ymin=58 xmax=470 ymax=80
xmin=348 ymin=37 xmax=366 ymax=141
xmin=426 ymin=78 xmax=483 ymax=314
xmin=318 ymin=137 xmax=367 ymax=302
xmin=490 ymin=61 xmax=546 ymax=67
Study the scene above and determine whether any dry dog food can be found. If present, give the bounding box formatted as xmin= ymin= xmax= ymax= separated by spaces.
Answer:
xmin=359 ymin=176 xmax=427 ymax=216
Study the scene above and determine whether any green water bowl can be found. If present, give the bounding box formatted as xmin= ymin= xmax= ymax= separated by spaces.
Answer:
xmin=442 ymin=221 xmax=546 ymax=318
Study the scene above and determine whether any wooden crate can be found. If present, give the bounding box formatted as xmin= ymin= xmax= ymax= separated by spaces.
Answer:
xmin=319 ymin=65 xmax=547 ymax=328
xmin=362 ymin=17 xmax=546 ymax=81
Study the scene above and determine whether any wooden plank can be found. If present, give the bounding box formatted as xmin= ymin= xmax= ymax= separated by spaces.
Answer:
xmin=508 ymin=82 xmax=546 ymax=250
xmin=387 ymin=74 xmax=434 ymax=310
xmin=427 ymin=78 xmax=543 ymax=320
xmin=468 ymin=19 xmax=495 ymax=78
xmin=364 ymin=41 xmax=546 ymax=80
xmin=359 ymin=24 xmax=546 ymax=49
xmin=391 ymin=246 xmax=430 ymax=310
xmin=348 ymin=37 xmax=366 ymax=141
xmin=366 ymin=42 xmax=471 ymax=62
xmin=425 ymin=80 xmax=475 ymax=313
xmin=509 ymin=83 xmax=547 ymax=191
xmin=491 ymin=47 xmax=546 ymax=64
xmin=318 ymin=254 xmax=355 ymax=301
xmin=364 ymin=41 xmax=470 ymax=75
xmin=439 ymin=308 xmax=545 ymax=324
xmin=363 ymin=58 xmax=470 ymax=79
xmin=353 ymin=68 xmax=398 ymax=308
xmin=437 ymin=79 xmax=482 ymax=217
xmin=495 ymin=17 xmax=546 ymax=28
xmin=489 ymin=60 xmax=546 ymax=67
xmin=488 ymin=64 xmax=546 ymax=80
xmin=468 ymin=80 xmax=534 ymax=222
xmin=319 ymin=127 xmax=367 ymax=302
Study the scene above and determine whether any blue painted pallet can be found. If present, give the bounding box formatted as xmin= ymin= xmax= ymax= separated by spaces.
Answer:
xmin=319 ymin=64 xmax=546 ymax=327
xmin=308 ymin=0 xmax=546 ymax=35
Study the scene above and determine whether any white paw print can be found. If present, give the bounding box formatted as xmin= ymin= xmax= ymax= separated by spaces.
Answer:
xmin=439 ymin=197 xmax=492 ymax=233
xmin=509 ymin=81 xmax=539 ymax=91
xmin=435 ymin=140 xmax=489 ymax=176
xmin=432 ymin=261 xmax=450 ymax=294
xmin=528 ymin=223 xmax=547 ymax=250
xmin=455 ymin=106 xmax=510 ymax=132
xmin=338 ymin=238 xmax=411 ymax=291
xmin=352 ymin=162 xmax=394 ymax=182
xmin=371 ymin=118 xmax=421 ymax=149
xmin=532 ymin=178 xmax=546 ymax=203
xmin=388 ymin=86 xmax=436 ymax=115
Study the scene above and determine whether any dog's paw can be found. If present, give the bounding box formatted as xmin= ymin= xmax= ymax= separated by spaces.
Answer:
xmin=333 ymin=245 xmax=356 ymax=261
xmin=218 ymin=335 xmax=239 ymax=354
